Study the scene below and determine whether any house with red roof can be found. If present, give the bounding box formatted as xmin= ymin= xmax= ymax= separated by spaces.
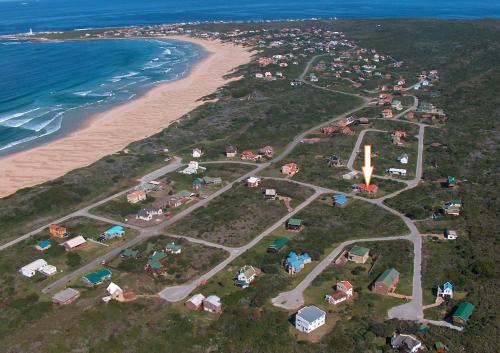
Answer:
xmin=281 ymin=163 xmax=299 ymax=177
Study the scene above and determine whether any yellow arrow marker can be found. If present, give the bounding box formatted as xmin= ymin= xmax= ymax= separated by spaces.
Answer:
xmin=362 ymin=145 xmax=374 ymax=185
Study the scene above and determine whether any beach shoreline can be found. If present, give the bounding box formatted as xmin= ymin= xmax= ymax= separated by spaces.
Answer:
xmin=0 ymin=35 xmax=253 ymax=198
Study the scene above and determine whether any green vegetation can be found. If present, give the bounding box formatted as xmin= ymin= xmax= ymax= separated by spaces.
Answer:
xmin=108 ymin=235 xmax=228 ymax=294
xmin=169 ymin=179 xmax=314 ymax=246
xmin=0 ymin=19 xmax=499 ymax=353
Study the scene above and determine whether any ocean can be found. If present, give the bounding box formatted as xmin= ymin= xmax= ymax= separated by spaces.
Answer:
xmin=0 ymin=39 xmax=204 ymax=154
xmin=0 ymin=0 xmax=499 ymax=154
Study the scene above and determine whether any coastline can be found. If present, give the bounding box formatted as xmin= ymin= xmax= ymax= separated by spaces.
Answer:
xmin=0 ymin=35 xmax=253 ymax=198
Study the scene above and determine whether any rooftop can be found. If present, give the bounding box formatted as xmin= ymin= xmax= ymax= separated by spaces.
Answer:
xmin=297 ymin=305 xmax=326 ymax=323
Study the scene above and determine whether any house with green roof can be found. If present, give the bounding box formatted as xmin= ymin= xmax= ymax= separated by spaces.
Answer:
xmin=145 ymin=250 xmax=167 ymax=274
xmin=82 ymin=269 xmax=112 ymax=286
xmin=348 ymin=245 xmax=370 ymax=263
xmin=267 ymin=237 xmax=289 ymax=253
xmin=447 ymin=176 xmax=456 ymax=188
xmin=371 ymin=268 xmax=400 ymax=295
xmin=165 ymin=242 xmax=182 ymax=254
xmin=452 ymin=301 xmax=475 ymax=325
xmin=286 ymin=218 xmax=303 ymax=231
xmin=121 ymin=248 xmax=139 ymax=259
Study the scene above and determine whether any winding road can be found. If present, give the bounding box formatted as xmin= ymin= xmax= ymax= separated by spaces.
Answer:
xmin=2 ymin=53 xmax=459 ymax=331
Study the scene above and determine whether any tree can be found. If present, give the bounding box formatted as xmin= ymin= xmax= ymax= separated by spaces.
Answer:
xmin=66 ymin=252 xmax=82 ymax=268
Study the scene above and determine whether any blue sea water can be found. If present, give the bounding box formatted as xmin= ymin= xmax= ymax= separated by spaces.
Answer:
xmin=0 ymin=0 xmax=499 ymax=154
xmin=0 ymin=39 xmax=203 ymax=153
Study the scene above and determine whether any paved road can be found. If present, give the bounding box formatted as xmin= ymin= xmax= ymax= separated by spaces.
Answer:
xmin=0 ymin=158 xmax=183 ymax=251
xmin=272 ymin=235 xmax=411 ymax=310
xmin=346 ymin=128 xmax=386 ymax=171
xmin=41 ymin=162 xmax=266 ymax=294
xmin=158 ymin=191 xmax=322 ymax=302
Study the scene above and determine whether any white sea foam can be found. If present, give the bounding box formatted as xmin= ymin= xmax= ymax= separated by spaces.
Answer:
xmin=74 ymin=90 xmax=93 ymax=96
xmin=109 ymin=71 xmax=139 ymax=82
xmin=0 ymin=107 xmax=40 ymax=124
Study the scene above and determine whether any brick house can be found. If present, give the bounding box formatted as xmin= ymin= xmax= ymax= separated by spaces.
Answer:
xmin=372 ymin=268 xmax=400 ymax=295
xmin=281 ymin=163 xmax=299 ymax=177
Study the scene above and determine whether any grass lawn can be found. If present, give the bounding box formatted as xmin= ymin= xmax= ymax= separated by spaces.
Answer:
xmin=90 ymin=162 xmax=256 ymax=223
xmin=168 ymin=179 xmax=315 ymax=247
xmin=106 ymin=235 xmax=229 ymax=294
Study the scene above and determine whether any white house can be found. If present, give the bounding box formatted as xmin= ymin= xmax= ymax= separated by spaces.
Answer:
xmin=391 ymin=333 xmax=423 ymax=353
xmin=325 ymin=281 xmax=353 ymax=305
xmin=387 ymin=168 xmax=407 ymax=176
xmin=437 ymin=281 xmax=454 ymax=298
xmin=444 ymin=229 xmax=458 ymax=240
xmin=20 ymin=259 xmax=57 ymax=278
xmin=236 ymin=265 xmax=257 ymax=289
xmin=398 ymin=154 xmax=409 ymax=164
xmin=192 ymin=148 xmax=202 ymax=158
xmin=107 ymin=282 xmax=124 ymax=300
xmin=295 ymin=306 xmax=326 ymax=333
xmin=136 ymin=207 xmax=163 ymax=221
xmin=343 ymin=171 xmax=359 ymax=180
xmin=180 ymin=161 xmax=206 ymax=175
xmin=39 ymin=264 xmax=57 ymax=276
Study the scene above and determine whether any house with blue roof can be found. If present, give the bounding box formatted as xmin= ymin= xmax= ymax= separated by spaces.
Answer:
xmin=437 ymin=281 xmax=453 ymax=299
xmin=285 ymin=251 xmax=312 ymax=274
xmin=98 ymin=225 xmax=125 ymax=242
xmin=35 ymin=240 xmax=52 ymax=252
xmin=333 ymin=194 xmax=348 ymax=208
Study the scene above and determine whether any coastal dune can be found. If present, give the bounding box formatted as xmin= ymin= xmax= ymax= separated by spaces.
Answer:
xmin=0 ymin=36 xmax=252 ymax=198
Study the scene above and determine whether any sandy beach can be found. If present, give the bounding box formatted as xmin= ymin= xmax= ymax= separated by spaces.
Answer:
xmin=0 ymin=36 xmax=252 ymax=198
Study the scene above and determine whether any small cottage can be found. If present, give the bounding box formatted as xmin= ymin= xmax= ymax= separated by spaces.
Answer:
xmin=267 ymin=237 xmax=289 ymax=253
xmin=203 ymin=295 xmax=222 ymax=313
xmin=246 ymin=177 xmax=261 ymax=188
xmin=52 ymin=288 xmax=80 ymax=305
xmin=48 ymin=224 xmax=68 ymax=238
xmin=281 ymin=163 xmax=299 ymax=177
xmin=348 ymin=245 xmax=370 ymax=263
xmin=452 ymin=301 xmax=474 ymax=325
xmin=390 ymin=333 xmax=423 ymax=353
xmin=372 ymin=268 xmax=400 ymax=295
xmin=127 ymin=190 xmax=147 ymax=204
xmin=437 ymin=281 xmax=453 ymax=299
xmin=63 ymin=235 xmax=87 ymax=251
xmin=286 ymin=218 xmax=303 ymax=231
xmin=225 ymin=145 xmax=237 ymax=158
xmin=185 ymin=293 xmax=205 ymax=311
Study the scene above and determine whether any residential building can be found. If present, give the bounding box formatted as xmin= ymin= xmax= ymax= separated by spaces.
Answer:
xmin=136 ymin=207 xmax=163 ymax=221
xmin=390 ymin=333 xmax=423 ymax=353
xmin=241 ymin=150 xmax=259 ymax=161
xmin=343 ymin=170 xmax=359 ymax=180
xmin=99 ymin=225 xmax=125 ymax=242
xmin=192 ymin=148 xmax=202 ymax=158
xmin=203 ymin=177 xmax=222 ymax=185
xmin=185 ymin=293 xmax=205 ymax=311
xmin=372 ymin=268 xmax=400 ymax=295
xmin=127 ymin=190 xmax=147 ymax=204
xmin=398 ymin=154 xmax=409 ymax=164
xmin=52 ymin=288 xmax=80 ymax=305
xmin=435 ymin=342 xmax=448 ymax=353
xmin=264 ymin=188 xmax=277 ymax=200
xmin=295 ymin=306 xmax=326 ymax=333
xmin=382 ymin=108 xmax=394 ymax=118
xmin=246 ymin=177 xmax=261 ymax=188
xmin=121 ymin=248 xmax=139 ymax=258
xmin=444 ymin=229 xmax=458 ymax=240
xmin=447 ymin=176 xmax=457 ymax=188
xmin=286 ymin=218 xmax=303 ymax=231
xmin=107 ymin=282 xmax=124 ymax=300
xmin=353 ymin=183 xmax=379 ymax=194
xmin=387 ymin=168 xmax=407 ymax=177
xmin=166 ymin=242 xmax=182 ymax=254
xmin=325 ymin=281 xmax=354 ymax=305
xmin=281 ymin=163 xmax=299 ymax=177
xmin=333 ymin=194 xmax=348 ymax=207
xmin=225 ymin=145 xmax=237 ymax=158
xmin=63 ymin=235 xmax=87 ymax=251
xmin=452 ymin=301 xmax=474 ymax=325
xmin=437 ymin=281 xmax=453 ymax=299
xmin=348 ymin=245 xmax=370 ymax=263
xmin=39 ymin=264 xmax=57 ymax=276
xmin=146 ymin=250 xmax=167 ymax=273
xmin=285 ymin=251 xmax=312 ymax=274
xmin=203 ymin=295 xmax=222 ymax=313
xmin=48 ymin=224 xmax=68 ymax=238
xmin=19 ymin=259 xmax=48 ymax=278
xmin=35 ymin=240 xmax=51 ymax=252
xmin=267 ymin=237 xmax=289 ymax=253
xmin=180 ymin=161 xmax=206 ymax=175
xmin=259 ymin=145 xmax=274 ymax=158
xmin=82 ymin=269 xmax=112 ymax=286
xmin=235 ymin=265 xmax=257 ymax=288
